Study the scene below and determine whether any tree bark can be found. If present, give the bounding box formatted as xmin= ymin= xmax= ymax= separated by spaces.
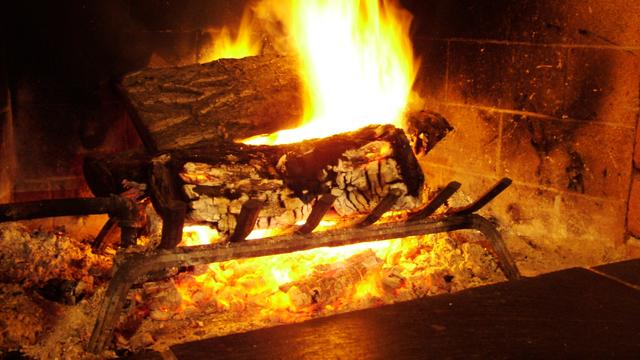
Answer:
xmin=119 ymin=54 xmax=303 ymax=153
xmin=176 ymin=124 xmax=424 ymax=233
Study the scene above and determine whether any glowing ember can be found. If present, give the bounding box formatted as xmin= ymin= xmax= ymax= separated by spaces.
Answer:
xmin=178 ymin=226 xmax=411 ymax=316
xmin=172 ymin=0 xmax=425 ymax=320
xmin=162 ymin=228 xmax=502 ymax=325
xmin=181 ymin=225 xmax=220 ymax=246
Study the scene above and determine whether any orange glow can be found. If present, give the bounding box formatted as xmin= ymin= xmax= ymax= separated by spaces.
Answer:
xmin=243 ymin=0 xmax=418 ymax=145
xmin=181 ymin=225 xmax=220 ymax=246
xmin=177 ymin=223 xmax=416 ymax=315
xmin=171 ymin=0 xmax=425 ymax=320
xmin=199 ymin=9 xmax=262 ymax=62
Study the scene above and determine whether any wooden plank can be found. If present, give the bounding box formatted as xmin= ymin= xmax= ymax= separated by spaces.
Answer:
xmin=168 ymin=268 xmax=640 ymax=359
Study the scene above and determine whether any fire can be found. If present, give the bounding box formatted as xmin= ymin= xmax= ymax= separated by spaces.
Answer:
xmin=199 ymin=1 xmax=417 ymax=143
xmin=199 ymin=9 xmax=261 ymax=62
xmin=177 ymin=225 xmax=407 ymax=314
xmin=170 ymin=0 xmax=424 ymax=320
xmin=244 ymin=0 xmax=418 ymax=145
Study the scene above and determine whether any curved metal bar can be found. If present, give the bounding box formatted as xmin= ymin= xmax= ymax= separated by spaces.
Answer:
xmin=0 ymin=196 xmax=136 ymax=222
xmin=357 ymin=188 xmax=402 ymax=228
xmin=450 ymin=178 xmax=512 ymax=215
xmin=229 ymin=200 xmax=264 ymax=242
xmin=92 ymin=218 xmax=118 ymax=251
xmin=296 ymin=194 xmax=336 ymax=234
xmin=408 ymin=181 xmax=461 ymax=222
xmin=465 ymin=214 xmax=521 ymax=281
xmin=0 ymin=195 xmax=141 ymax=248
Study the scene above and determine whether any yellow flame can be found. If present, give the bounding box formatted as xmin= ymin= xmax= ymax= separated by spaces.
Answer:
xmin=244 ymin=0 xmax=418 ymax=145
xmin=199 ymin=9 xmax=262 ymax=62
xmin=181 ymin=225 xmax=220 ymax=246
xmin=172 ymin=0 xmax=423 ymax=320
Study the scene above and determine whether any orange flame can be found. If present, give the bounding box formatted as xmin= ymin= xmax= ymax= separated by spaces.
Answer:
xmin=172 ymin=0 xmax=424 ymax=319
xmin=199 ymin=9 xmax=262 ymax=62
xmin=178 ymin=225 xmax=409 ymax=315
xmin=245 ymin=0 xmax=418 ymax=145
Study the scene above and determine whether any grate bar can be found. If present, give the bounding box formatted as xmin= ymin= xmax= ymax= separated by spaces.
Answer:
xmin=229 ymin=199 xmax=264 ymax=242
xmin=357 ymin=188 xmax=403 ymax=228
xmin=449 ymin=178 xmax=512 ymax=215
xmin=296 ymin=194 xmax=337 ymax=234
xmin=408 ymin=181 xmax=461 ymax=222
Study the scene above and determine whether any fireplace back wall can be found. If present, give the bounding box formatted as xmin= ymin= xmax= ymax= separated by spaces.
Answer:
xmin=1 ymin=1 xmax=639 ymax=273
xmin=408 ymin=0 xmax=640 ymax=272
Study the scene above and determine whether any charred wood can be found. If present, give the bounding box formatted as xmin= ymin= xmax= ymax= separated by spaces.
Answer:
xmin=178 ymin=124 xmax=424 ymax=234
xmin=118 ymin=53 xmax=453 ymax=157
xmin=149 ymin=157 xmax=188 ymax=249
xmin=82 ymin=114 xmax=452 ymax=239
xmin=406 ymin=110 xmax=453 ymax=156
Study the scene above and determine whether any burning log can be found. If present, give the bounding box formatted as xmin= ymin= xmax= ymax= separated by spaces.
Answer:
xmin=280 ymin=250 xmax=383 ymax=308
xmin=117 ymin=54 xmax=453 ymax=155
xmin=84 ymin=112 xmax=452 ymax=239
xmin=119 ymin=54 xmax=303 ymax=152
xmin=94 ymin=51 xmax=454 ymax=243
xmin=179 ymin=124 xmax=424 ymax=233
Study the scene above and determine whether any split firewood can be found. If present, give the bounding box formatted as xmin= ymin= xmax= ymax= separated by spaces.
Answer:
xmin=84 ymin=112 xmax=452 ymax=237
xmin=177 ymin=124 xmax=424 ymax=233
xmin=90 ymin=51 xmax=455 ymax=242
xmin=405 ymin=110 xmax=453 ymax=156
xmin=279 ymin=250 xmax=383 ymax=308
xmin=119 ymin=54 xmax=303 ymax=152
xmin=83 ymin=109 xmax=451 ymax=196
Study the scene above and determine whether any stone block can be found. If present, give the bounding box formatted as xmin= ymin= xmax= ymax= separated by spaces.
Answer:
xmin=423 ymin=105 xmax=500 ymax=176
xmin=564 ymin=48 xmax=640 ymax=126
xmin=412 ymin=38 xmax=448 ymax=105
xmin=500 ymin=115 xmax=634 ymax=200
xmin=447 ymin=42 xmax=513 ymax=108
xmin=509 ymin=45 xmax=567 ymax=117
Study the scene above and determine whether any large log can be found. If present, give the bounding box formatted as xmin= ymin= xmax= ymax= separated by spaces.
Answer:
xmin=84 ymin=120 xmax=452 ymax=238
xmin=119 ymin=54 xmax=303 ymax=152
xmin=177 ymin=124 xmax=424 ymax=233
xmin=83 ymin=110 xmax=451 ymax=198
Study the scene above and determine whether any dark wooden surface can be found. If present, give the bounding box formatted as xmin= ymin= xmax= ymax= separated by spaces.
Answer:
xmin=594 ymin=258 xmax=640 ymax=287
xmin=128 ymin=260 xmax=640 ymax=359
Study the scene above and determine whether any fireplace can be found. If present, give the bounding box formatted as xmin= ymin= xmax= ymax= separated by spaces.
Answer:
xmin=1 ymin=0 xmax=639 ymax=358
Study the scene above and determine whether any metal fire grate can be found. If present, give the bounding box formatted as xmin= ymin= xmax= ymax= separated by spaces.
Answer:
xmin=0 ymin=177 xmax=521 ymax=354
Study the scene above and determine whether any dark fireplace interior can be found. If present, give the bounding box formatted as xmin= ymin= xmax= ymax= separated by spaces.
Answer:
xmin=1 ymin=1 xmax=639 ymax=358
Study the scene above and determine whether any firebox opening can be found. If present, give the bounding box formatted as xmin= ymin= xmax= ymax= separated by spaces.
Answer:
xmin=1 ymin=0 xmax=639 ymax=358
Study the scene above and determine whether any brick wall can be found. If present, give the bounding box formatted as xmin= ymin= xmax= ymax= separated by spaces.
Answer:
xmin=406 ymin=0 xmax=640 ymax=272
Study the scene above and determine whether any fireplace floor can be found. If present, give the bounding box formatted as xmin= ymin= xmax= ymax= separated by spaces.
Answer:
xmin=127 ymin=258 xmax=640 ymax=359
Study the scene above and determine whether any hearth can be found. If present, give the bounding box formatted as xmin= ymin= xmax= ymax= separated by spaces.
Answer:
xmin=1 ymin=0 xmax=639 ymax=358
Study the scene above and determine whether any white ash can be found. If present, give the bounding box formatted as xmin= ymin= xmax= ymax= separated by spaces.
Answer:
xmin=0 ymin=223 xmax=112 ymax=287
xmin=180 ymin=140 xmax=422 ymax=234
